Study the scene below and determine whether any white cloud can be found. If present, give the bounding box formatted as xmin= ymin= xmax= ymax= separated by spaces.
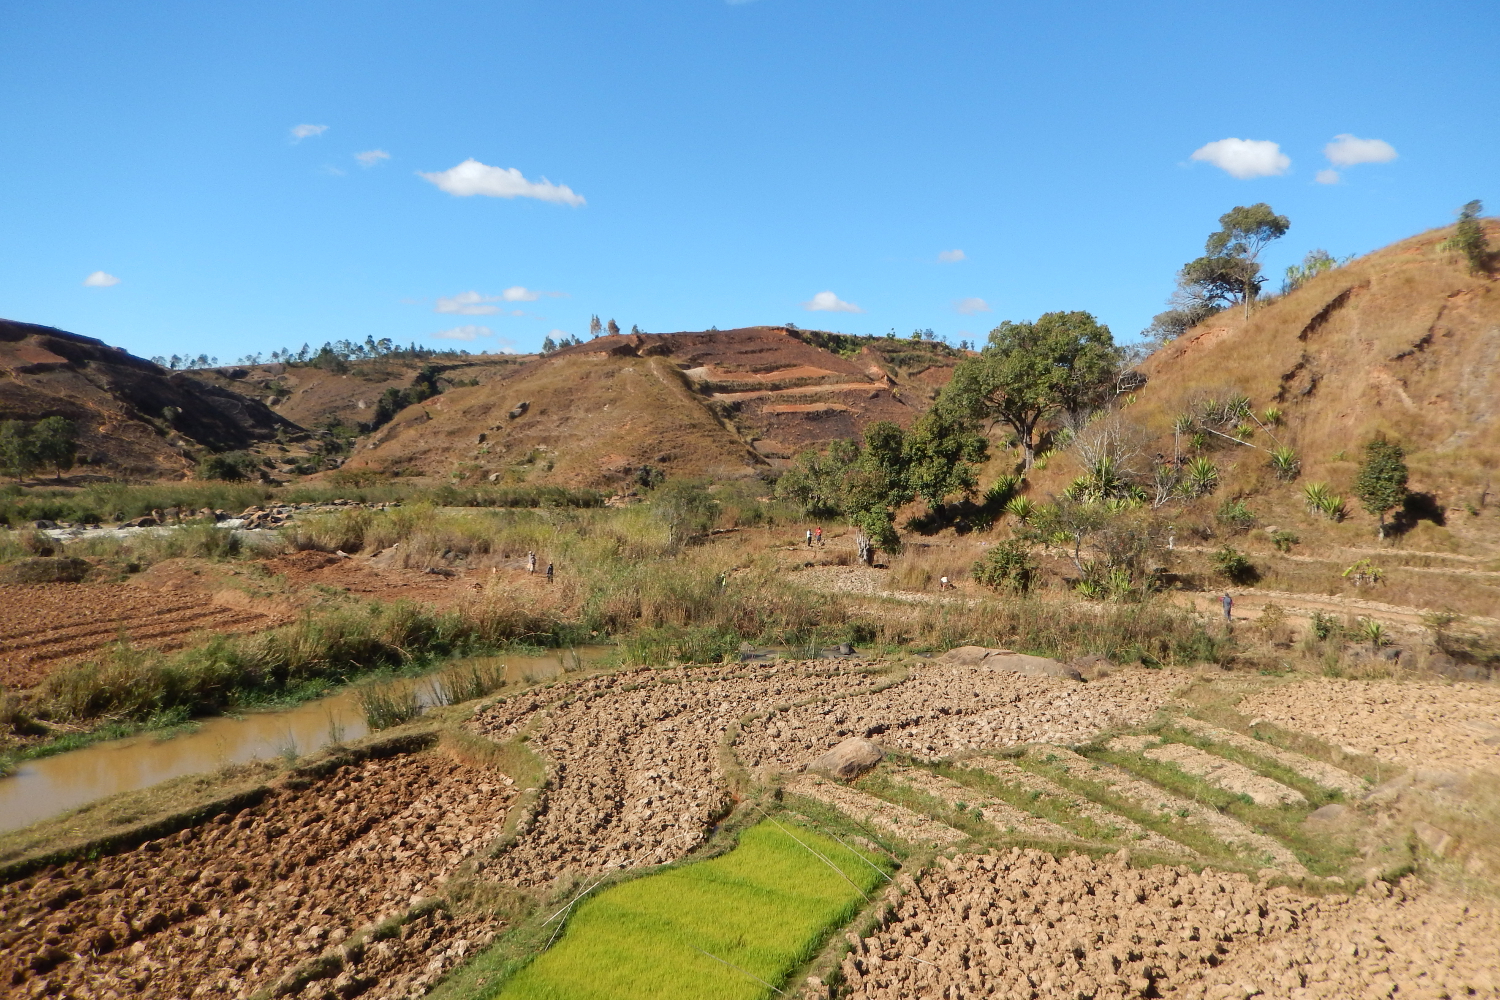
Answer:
xmin=954 ymin=297 xmax=990 ymax=315
xmin=1190 ymin=138 xmax=1290 ymax=179
xmin=1315 ymin=169 xmax=1341 ymax=185
xmin=802 ymin=290 xmax=863 ymax=313
xmin=937 ymin=249 xmax=966 ymax=263
xmin=355 ymin=149 xmax=391 ymax=168
xmin=432 ymin=325 xmax=492 ymax=341
xmin=1325 ymin=134 xmax=1397 ymax=168
xmin=434 ymin=287 xmax=551 ymax=315
xmin=83 ymin=271 xmax=120 ymax=287
xmin=290 ymin=124 xmax=328 ymax=142
xmin=435 ymin=291 xmax=501 ymax=315
xmin=322 ymin=164 xmax=347 ymax=177
xmin=418 ymin=158 xmax=585 ymax=206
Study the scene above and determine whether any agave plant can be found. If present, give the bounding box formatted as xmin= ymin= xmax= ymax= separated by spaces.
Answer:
xmin=1004 ymin=495 xmax=1036 ymax=522
xmin=1269 ymin=445 xmax=1300 ymax=481
xmin=1173 ymin=412 xmax=1195 ymax=435
xmin=1234 ymin=422 xmax=1257 ymax=440
xmin=1355 ymin=617 xmax=1387 ymax=647
xmin=1303 ymin=482 xmax=1332 ymax=514
xmin=1262 ymin=406 xmax=1284 ymax=426
xmin=1183 ymin=456 xmax=1219 ymax=497
xmin=1226 ymin=393 xmax=1253 ymax=422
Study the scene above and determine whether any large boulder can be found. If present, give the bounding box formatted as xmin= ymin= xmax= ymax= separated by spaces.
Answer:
xmin=810 ymin=737 xmax=884 ymax=780
xmin=934 ymin=646 xmax=1083 ymax=681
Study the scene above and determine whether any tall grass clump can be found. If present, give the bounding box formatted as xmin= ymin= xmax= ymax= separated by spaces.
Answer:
xmin=879 ymin=596 xmax=1226 ymax=666
xmin=0 ymin=482 xmax=270 ymax=526
xmin=358 ymin=679 xmax=421 ymax=730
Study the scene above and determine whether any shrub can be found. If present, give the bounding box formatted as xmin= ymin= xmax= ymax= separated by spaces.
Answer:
xmin=197 ymin=452 xmax=260 ymax=481
xmin=1213 ymin=546 xmax=1256 ymax=584
xmin=1270 ymin=529 xmax=1300 ymax=553
xmin=1442 ymin=200 xmax=1490 ymax=274
xmin=1309 ymin=611 xmax=1341 ymax=641
xmin=972 ymin=539 xmax=1036 ymax=595
xmin=1215 ymin=498 xmax=1255 ymax=532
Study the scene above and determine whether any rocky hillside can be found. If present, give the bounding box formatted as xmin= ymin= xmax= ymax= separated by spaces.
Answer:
xmin=0 ymin=320 xmax=295 ymax=478
xmin=346 ymin=327 xmax=965 ymax=487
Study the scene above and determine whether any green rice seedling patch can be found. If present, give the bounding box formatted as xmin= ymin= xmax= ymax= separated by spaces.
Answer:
xmin=493 ymin=820 xmax=889 ymax=1000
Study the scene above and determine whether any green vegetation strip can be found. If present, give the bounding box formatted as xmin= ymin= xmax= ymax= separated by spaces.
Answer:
xmin=488 ymin=821 xmax=888 ymax=1000
xmin=1077 ymin=746 xmax=1357 ymax=876
xmin=1005 ymin=752 xmax=1246 ymax=867
xmin=1149 ymin=722 xmax=1343 ymax=805
xmin=931 ymin=760 xmax=1128 ymax=844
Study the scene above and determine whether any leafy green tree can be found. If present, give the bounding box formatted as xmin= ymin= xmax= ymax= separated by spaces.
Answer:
xmin=943 ymin=311 xmax=1121 ymax=469
xmin=541 ymin=335 xmax=557 ymax=353
xmin=902 ymin=405 xmax=987 ymax=514
xmin=1445 ymin=200 xmax=1490 ymax=274
xmin=1282 ymin=249 xmax=1340 ymax=293
xmin=1354 ymin=435 xmax=1409 ymax=539
xmin=30 ymin=416 xmax=77 ymax=480
xmin=0 ymin=421 xmax=39 ymax=482
xmin=1178 ymin=203 xmax=1290 ymax=316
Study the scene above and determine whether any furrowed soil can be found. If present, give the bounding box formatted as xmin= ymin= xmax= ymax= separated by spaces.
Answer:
xmin=0 ymin=582 xmax=284 ymax=689
xmin=4 ymin=654 xmax=1500 ymax=998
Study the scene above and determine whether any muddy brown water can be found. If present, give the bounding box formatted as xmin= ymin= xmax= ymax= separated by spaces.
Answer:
xmin=0 ymin=648 xmax=613 ymax=833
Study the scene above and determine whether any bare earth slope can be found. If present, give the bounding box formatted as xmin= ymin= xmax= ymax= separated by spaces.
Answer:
xmin=0 ymin=320 xmax=294 ymax=478
xmin=347 ymin=327 xmax=962 ymax=486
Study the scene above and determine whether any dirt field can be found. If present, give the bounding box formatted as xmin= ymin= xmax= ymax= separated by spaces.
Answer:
xmin=4 ymin=655 xmax=1500 ymax=999
xmin=837 ymin=851 xmax=1500 ymax=1000
xmin=0 ymin=582 xmax=282 ymax=690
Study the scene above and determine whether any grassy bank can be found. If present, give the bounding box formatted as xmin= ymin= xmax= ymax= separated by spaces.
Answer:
xmin=489 ymin=820 xmax=888 ymax=1000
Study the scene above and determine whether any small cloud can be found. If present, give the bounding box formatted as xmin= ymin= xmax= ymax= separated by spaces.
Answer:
xmin=436 ymin=291 xmax=501 ymax=315
xmin=1315 ymin=169 xmax=1341 ymax=185
xmin=1190 ymin=138 xmax=1290 ymax=179
xmin=355 ymin=149 xmax=391 ymax=168
xmin=954 ymin=297 xmax=990 ymax=315
xmin=1324 ymin=134 xmax=1397 ymax=168
xmin=83 ymin=271 xmax=120 ymax=288
xmin=290 ymin=124 xmax=328 ymax=142
xmin=501 ymin=286 xmax=541 ymax=302
xmin=432 ymin=325 xmax=492 ymax=341
xmin=418 ymin=158 xmax=585 ymax=206
xmin=937 ymin=249 xmax=966 ymax=263
xmin=322 ymin=164 xmax=347 ymax=177
xmin=802 ymin=290 xmax=863 ymax=313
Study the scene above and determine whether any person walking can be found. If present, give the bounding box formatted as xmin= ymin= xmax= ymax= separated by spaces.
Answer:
xmin=1221 ymin=591 xmax=1233 ymax=623
xmin=546 ymin=563 xmax=554 ymax=584
xmin=527 ymin=551 xmax=537 ymax=574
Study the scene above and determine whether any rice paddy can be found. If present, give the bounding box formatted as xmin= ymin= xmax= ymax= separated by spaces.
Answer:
xmin=495 ymin=820 xmax=890 ymax=1000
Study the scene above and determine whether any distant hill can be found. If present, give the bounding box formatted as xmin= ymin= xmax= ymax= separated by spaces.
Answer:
xmin=0 ymin=320 xmax=294 ymax=478
xmin=1130 ymin=219 xmax=1500 ymax=498
xmin=346 ymin=327 xmax=965 ymax=487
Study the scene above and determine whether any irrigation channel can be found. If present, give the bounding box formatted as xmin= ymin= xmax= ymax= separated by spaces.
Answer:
xmin=0 ymin=647 xmax=613 ymax=832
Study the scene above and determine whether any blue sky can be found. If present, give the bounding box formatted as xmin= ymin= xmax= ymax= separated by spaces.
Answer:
xmin=1 ymin=1 xmax=1495 ymax=361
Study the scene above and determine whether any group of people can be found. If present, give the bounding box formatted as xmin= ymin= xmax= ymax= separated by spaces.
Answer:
xmin=526 ymin=550 xmax=554 ymax=583
xmin=804 ymin=526 xmax=824 ymax=547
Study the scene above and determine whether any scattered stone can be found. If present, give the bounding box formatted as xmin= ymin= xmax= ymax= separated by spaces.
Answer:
xmin=934 ymin=646 xmax=1083 ymax=681
xmin=1413 ymin=819 xmax=1456 ymax=858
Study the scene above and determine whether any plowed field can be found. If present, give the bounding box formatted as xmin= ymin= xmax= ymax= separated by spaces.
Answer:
xmin=0 ymin=583 xmax=282 ymax=689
